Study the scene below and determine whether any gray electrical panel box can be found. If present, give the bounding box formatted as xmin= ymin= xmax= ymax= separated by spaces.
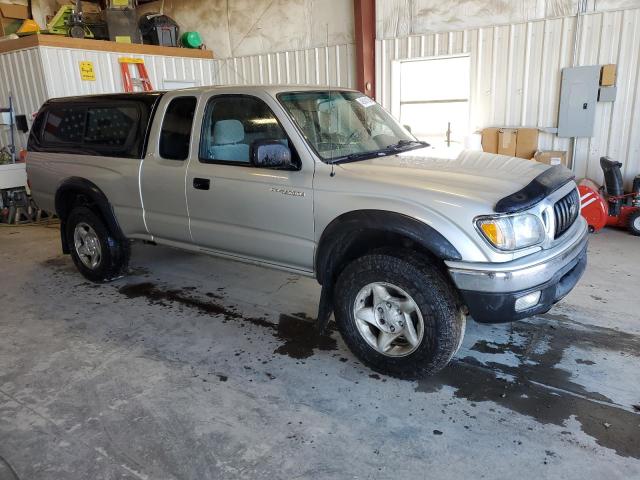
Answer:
xmin=557 ymin=65 xmax=601 ymax=138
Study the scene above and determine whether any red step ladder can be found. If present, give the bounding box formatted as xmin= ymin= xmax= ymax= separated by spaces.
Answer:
xmin=119 ymin=57 xmax=153 ymax=92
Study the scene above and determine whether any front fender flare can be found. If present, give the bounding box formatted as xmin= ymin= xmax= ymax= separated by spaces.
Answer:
xmin=315 ymin=210 xmax=461 ymax=285
xmin=314 ymin=210 xmax=461 ymax=332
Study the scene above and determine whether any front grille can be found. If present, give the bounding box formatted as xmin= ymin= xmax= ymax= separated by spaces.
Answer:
xmin=554 ymin=189 xmax=580 ymax=238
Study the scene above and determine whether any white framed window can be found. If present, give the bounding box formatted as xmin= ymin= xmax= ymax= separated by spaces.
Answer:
xmin=392 ymin=55 xmax=471 ymax=156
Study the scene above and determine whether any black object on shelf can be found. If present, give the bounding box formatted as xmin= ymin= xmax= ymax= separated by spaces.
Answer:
xmin=104 ymin=8 xmax=142 ymax=43
xmin=86 ymin=22 xmax=109 ymax=40
xmin=15 ymin=115 xmax=28 ymax=134
xmin=139 ymin=13 xmax=179 ymax=47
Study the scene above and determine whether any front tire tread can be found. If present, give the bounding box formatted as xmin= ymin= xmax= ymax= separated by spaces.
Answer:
xmin=334 ymin=250 xmax=465 ymax=378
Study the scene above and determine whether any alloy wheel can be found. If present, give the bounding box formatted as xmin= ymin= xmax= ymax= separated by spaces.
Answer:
xmin=352 ymin=282 xmax=425 ymax=357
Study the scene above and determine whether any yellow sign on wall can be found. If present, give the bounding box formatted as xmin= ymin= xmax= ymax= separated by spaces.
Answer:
xmin=79 ymin=61 xmax=96 ymax=81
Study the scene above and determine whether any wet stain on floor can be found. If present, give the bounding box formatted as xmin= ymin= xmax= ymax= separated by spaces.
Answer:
xmin=41 ymin=256 xmax=68 ymax=268
xmin=273 ymin=313 xmax=337 ymax=359
xmin=40 ymin=256 xmax=77 ymax=274
xmin=575 ymin=358 xmax=596 ymax=365
xmin=128 ymin=266 xmax=150 ymax=276
xmin=470 ymin=340 xmax=505 ymax=355
xmin=0 ymin=455 xmax=20 ymax=480
xmin=118 ymin=282 xmax=272 ymax=328
xmin=418 ymin=318 xmax=640 ymax=459
xmin=117 ymin=282 xmax=337 ymax=360
xmin=109 ymin=279 xmax=640 ymax=459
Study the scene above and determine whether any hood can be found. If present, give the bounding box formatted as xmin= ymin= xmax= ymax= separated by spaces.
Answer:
xmin=337 ymin=149 xmax=553 ymax=209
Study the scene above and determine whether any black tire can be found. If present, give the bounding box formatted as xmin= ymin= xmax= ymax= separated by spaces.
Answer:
xmin=334 ymin=251 xmax=465 ymax=378
xmin=66 ymin=206 xmax=130 ymax=282
xmin=629 ymin=210 xmax=640 ymax=236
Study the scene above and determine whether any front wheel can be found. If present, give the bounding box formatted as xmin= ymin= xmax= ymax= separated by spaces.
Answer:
xmin=66 ymin=206 xmax=130 ymax=282
xmin=334 ymin=251 xmax=466 ymax=378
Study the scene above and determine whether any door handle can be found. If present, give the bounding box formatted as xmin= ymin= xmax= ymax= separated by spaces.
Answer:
xmin=193 ymin=178 xmax=210 ymax=190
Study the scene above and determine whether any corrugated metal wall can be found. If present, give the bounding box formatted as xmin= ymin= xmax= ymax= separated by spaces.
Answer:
xmin=375 ymin=0 xmax=640 ymax=39
xmin=0 ymin=47 xmax=47 ymax=150
xmin=212 ymin=43 xmax=357 ymax=89
xmin=0 ymin=45 xmax=218 ymax=149
xmin=39 ymin=46 xmax=217 ymax=98
xmin=376 ymin=8 xmax=640 ymax=187
xmin=1 ymin=43 xmax=354 ymax=150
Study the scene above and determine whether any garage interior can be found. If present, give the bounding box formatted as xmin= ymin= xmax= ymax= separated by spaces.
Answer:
xmin=1 ymin=1 xmax=640 ymax=479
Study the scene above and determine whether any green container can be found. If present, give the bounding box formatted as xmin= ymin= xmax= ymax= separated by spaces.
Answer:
xmin=181 ymin=31 xmax=202 ymax=49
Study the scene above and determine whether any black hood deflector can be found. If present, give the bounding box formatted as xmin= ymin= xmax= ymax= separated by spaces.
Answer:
xmin=495 ymin=165 xmax=575 ymax=214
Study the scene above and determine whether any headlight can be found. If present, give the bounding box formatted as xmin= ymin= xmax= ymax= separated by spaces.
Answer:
xmin=476 ymin=214 xmax=545 ymax=251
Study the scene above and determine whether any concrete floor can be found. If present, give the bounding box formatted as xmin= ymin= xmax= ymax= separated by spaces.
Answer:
xmin=0 ymin=223 xmax=639 ymax=480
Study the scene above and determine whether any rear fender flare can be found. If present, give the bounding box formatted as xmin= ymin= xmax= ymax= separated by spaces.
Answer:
xmin=55 ymin=177 xmax=125 ymax=253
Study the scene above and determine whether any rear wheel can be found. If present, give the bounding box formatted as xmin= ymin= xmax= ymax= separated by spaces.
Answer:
xmin=629 ymin=210 xmax=640 ymax=236
xmin=66 ymin=206 xmax=130 ymax=282
xmin=334 ymin=251 xmax=466 ymax=378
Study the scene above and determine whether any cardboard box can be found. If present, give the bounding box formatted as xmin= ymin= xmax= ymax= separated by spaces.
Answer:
xmin=482 ymin=127 xmax=539 ymax=158
xmin=498 ymin=128 xmax=517 ymax=156
xmin=481 ymin=127 xmax=499 ymax=154
xmin=515 ymin=128 xmax=539 ymax=160
xmin=601 ymin=64 xmax=616 ymax=86
xmin=0 ymin=3 xmax=30 ymax=36
xmin=534 ymin=150 xmax=568 ymax=167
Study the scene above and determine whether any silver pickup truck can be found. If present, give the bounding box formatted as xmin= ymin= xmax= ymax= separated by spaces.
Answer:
xmin=26 ymin=86 xmax=588 ymax=376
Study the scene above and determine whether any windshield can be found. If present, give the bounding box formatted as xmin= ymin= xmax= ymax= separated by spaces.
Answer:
xmin=278 ymin=91 xmax=421 ymax=163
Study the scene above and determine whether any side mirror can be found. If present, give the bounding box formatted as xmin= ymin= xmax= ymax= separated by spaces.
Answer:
xmin=251 ymin=140 xmax=294 ymax=169
xmin=403 ymin=124 xmax=412 ymax=133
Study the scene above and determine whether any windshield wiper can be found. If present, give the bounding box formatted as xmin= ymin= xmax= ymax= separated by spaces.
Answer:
xmin=329 ymin=151 xmax=384 ymax=164
xmin=386 ymin=139 xmax=430 ymax=151
xmin=357 ymin=140 xmax=430 ymax=157
xmin=329 ymin=140 xmax=429 ymax=165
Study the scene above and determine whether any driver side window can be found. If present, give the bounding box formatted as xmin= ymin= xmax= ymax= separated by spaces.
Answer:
xmin=199 ymin=95 xmax=290 ymax=165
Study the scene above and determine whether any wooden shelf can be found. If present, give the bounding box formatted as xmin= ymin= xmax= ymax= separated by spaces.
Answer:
xmin=0 ymin=34 xmax=214 ymax=59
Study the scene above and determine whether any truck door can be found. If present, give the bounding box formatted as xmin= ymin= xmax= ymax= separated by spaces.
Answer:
xmin=186 ymin=93 xmax=315 ymax=273
xmin=140 ymin=95 xmax=198 ymax=243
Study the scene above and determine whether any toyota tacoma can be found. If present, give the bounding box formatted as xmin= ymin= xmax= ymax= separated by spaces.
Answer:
xmin=26 ymin=86 xmax=588 ymax=376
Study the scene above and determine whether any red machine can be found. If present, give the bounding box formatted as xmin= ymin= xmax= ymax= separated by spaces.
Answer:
xmin=578 ymin=157 xmax=640 ymax=235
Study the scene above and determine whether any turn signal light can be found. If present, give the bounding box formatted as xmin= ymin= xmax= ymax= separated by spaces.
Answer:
xmin=480 ymin=222 xmax=504 ymax=246
xmin=476 ymin=213 xmax=546 ymax=251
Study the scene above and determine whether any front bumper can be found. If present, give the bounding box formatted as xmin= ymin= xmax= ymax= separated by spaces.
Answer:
xmin=446 ymin=218 xmax=589 ymax=323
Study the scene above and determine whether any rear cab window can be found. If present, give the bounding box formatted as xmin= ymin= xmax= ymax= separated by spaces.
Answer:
xmin=42 ymin=107 xmax=86 ymax=144
xmin=42 ymin=104 xmax=140 ymax=156
xmin=28 ymin=93 xmax=164 ymax=159
xmin=85 ymin=106 xmax=138 ymax=147
xmin=159 ymin=96 xmax=197 ymax=160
